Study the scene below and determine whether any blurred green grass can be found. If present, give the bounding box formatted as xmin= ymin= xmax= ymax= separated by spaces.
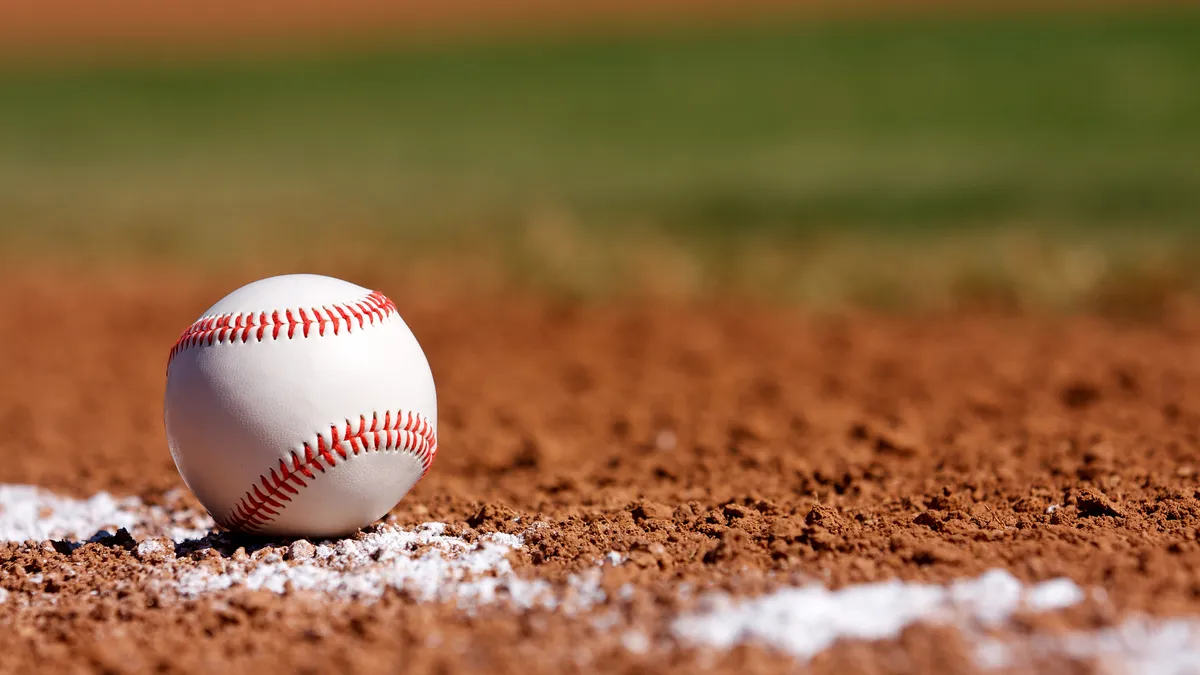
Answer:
xmin=2 ymin=10 xmax=1199 ymax=309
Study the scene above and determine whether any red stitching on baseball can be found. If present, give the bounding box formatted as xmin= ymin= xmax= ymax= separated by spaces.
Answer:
xmin=215 ymin=410 xmax=438 ymax=533
xmin=166 ymin=290 xmax=398 ymax=369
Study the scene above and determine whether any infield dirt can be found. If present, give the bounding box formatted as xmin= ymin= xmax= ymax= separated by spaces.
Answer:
xmin=2 ymin=265 xmax=1200 ymax=673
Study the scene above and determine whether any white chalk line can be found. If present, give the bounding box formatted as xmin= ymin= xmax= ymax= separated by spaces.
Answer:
xmin=0 ymin=483 xmax=605 ymax=613
xmin=2 ymin=483 xmax=1199 ymax=672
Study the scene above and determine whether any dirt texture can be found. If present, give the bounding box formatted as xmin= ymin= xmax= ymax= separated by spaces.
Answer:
xmin=2 ymin=265 xmax=1200 ymax=674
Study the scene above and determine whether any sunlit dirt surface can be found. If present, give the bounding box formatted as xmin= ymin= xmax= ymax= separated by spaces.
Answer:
xmin=2 ymin=266 xmax=1200 ymax=673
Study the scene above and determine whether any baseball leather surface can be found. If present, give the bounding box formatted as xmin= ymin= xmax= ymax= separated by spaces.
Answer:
xmin=163 ymin=273 xmax=438 ymax=537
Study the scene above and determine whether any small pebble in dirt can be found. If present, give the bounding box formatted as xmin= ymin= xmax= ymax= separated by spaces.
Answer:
xmin=287 ymin=540 xmax=316 ymax=561
xmin=1075 ymin=489 xmax=1124 ymax=518
xmin=654 ymin=430 xmax=677 ymax=451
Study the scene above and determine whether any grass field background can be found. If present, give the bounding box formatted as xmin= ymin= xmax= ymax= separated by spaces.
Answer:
xmin=2 ymin=9 xmax=1199 ymax=309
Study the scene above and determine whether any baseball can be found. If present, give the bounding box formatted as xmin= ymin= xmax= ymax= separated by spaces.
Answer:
xmin=163 ymin=273 xmax=438 ymax=538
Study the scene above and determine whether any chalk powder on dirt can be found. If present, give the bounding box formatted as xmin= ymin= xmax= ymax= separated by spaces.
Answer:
xmin=4 ymin=484 xmax=1200 ymax=673
xmin=172 ymin=523 xmax=606 ymax=613
xmin=0 ymin=484 xmax=211 ymax=543
xmin=674 ymin=574 xmax=1200 ymax=674
xmin=0 ymin=483 xmax=604 ymax=612
xmin=671 ymin=569 xmax=1086 ymax=658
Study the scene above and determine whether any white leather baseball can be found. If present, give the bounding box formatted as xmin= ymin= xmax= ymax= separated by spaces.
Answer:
xmin=163 ymin=273 xmax=437 ymax=538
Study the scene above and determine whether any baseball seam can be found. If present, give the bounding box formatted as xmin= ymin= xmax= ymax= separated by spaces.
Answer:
xmin=217 ymin=410 xmax=438 ymax=533
xmin=167 ymin=290 xmax=398 ymax=369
